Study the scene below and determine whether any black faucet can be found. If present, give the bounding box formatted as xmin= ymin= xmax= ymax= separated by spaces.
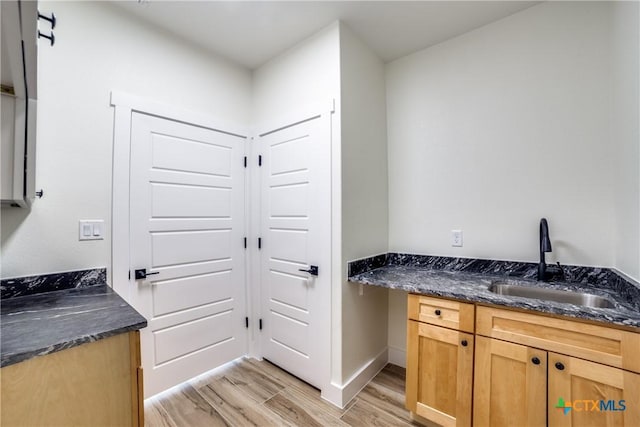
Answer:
xmin=538 ymin=218 xmax=565 ymax=281
xmin=538 ymin=218 xmax=552 ymax=281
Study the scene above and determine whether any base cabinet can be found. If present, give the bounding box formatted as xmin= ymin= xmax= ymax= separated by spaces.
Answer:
xmin=406 ymin=294 xmax=640 ymax=427
xmin=474 ymin=306 xmax=640 ymax=427
xmin=473 ymin=337 xmax=640 ymax=427
xmin=406 ymin=295 xmax=475 ymax=427
xmin=0 ymin=331 xmax=143 ymax=427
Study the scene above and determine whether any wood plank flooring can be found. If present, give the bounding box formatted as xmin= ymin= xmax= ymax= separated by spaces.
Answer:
xmin=145 ymin=359 xmax=419 ymax=426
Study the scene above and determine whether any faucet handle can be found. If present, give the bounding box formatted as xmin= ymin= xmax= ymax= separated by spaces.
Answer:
xmin=556 ymin=262 xmax=566 ymax=280
xmin=545 ymin=262 xmax=566 ymax=281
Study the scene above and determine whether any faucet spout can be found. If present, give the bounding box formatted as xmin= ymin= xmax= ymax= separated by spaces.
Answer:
xmin=538 ymin=218 xmax=552 ymax=281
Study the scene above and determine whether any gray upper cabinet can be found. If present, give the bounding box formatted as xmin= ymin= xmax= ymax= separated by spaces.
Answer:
xmin=1 ymin=0 xmax=38 ymax=208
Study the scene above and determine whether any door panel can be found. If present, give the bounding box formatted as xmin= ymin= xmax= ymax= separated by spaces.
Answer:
xmin=151 ymin=230 xmax=232 ymax=266
xmin=548 ymin=353 xmax=640 ymax=427
xmin=406 ymin=320 xmax=473 ymax=427
xmin=152 ymin=270 xmax=233 ymax=316
xmin=154 ymin=309 xmax=234 ymax=364
xmin=151 ymin=133 xmax=232 ymax=176
xmin=269 ymin=270 xmax=308 ymax=310
xmin=473 ymin=336 xmax=546 ymax=427
xmin=151 ymin=183 xmax=231 ymax=218
xmin=130 ymin=112 xmax=246 ymax=397
xmin=258 ymin=115 xmax=331 ymax=389
xmin=269 ymin=135 xmax=310 ymax=174
xmin=269 ymin=229 xmax=308 ymax=262
xmin=270 ymin=310 xmax=309 ymax=353
xmin=270 ymin=184 xmax=307 ymax=216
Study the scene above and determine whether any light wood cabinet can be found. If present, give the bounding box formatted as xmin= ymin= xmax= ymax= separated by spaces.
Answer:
xmin=0 ymin=331 xmax=144 ymax=426
xmin=406 ymin=295 xmax=475 ymax=426
xmin=406 ymin=294 xmax=640 ymax=427
xmin=547 ymin=353 xmax=640 ymax=427
xmin=474 ymin=308 xmax=640 ymax=427
xmin=473 ymin=336 xmax=546 ymax=427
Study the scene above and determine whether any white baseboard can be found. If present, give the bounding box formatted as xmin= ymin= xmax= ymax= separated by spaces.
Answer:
xmin=321 ymin=382 xmax=345 ymax=408
xmin=388 ymin=346 xmax=406 ymax=368
xmin=321 ymin=347 xmax=389 ymax=408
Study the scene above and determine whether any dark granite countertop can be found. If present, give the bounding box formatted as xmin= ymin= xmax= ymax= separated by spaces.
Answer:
xmin=1 ymin=284 xmax=147 ymax=367
xmin=348 ymin=254 xmax=640 ymax=330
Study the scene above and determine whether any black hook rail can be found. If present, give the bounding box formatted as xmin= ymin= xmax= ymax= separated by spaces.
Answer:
xmin=38 ymin=31 xmax=54 ymax=46
xmin=38 ymin=12 xmax=56 ymax=29
xmin=38 ymin=11 xmax=56 ymax=46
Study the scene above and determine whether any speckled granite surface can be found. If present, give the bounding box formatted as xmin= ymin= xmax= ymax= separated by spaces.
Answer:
xmin=1 ymin=284 xmax=147 ymax=367
xmin=0 ymin=268 xmax=107 ymax=299
xmin=348 ymin=253 xmax=640 ymax=329
xmin=348 ymin=254 xmax=387 ymax=276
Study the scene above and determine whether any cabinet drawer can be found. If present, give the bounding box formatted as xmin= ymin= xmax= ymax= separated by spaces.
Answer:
xmin=476 ymin=306 xmax=640 ymax=374
xmin=408 ymin=294 xmax=475 ymax=333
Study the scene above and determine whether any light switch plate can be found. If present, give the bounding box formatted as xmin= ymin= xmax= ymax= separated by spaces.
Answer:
xmin=79 ymin=220 xmax=104 ymax=241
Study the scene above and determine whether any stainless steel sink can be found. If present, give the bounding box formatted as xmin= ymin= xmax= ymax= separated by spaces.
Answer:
xmin=488 ymin=282 xmax=616 ymax=309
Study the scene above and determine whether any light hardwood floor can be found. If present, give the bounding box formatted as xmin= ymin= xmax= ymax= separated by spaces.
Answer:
xmin=145 ymin=358 xmax=419 ymax=426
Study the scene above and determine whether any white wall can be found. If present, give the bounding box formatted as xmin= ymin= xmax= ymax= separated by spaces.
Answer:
xmin=252 ymin=23 xmax=340 ymax=126
xmin=387 ymin=288 xmax=407 ymax=367
xmin=339 ymin=23 xmax=389 ymax=384
xmin=386 ymin=1 xmax=636 ymax=357
xmin=612 ymin=2 xmax=640 ymax=282
xmin=387 ymin=1 xmax=616 ymax=267
xmin=0 ymin=1 xmax=251 ymax=279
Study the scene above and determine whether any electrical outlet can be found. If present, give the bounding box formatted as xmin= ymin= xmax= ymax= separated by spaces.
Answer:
xmin=451 ymin=230 xmax=463 ymax=247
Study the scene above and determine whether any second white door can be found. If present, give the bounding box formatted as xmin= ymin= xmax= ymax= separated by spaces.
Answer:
xmin=258 ymin=113 xmax=332 ymax=389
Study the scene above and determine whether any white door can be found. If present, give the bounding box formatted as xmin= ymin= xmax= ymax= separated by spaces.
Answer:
xmin=129 ymin=112 xmax=247 ymax=397
xmin=258 ymin=114 xmax=331 ymax=389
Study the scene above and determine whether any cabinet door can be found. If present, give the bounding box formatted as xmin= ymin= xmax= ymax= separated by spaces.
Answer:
xmin=548 ymin=353 xmax=640 ymax=427
xmin=473 ymin=336 xmax=546 ymax=427
xmin=1 ymin=333 xmax=136 ymax=426
xmin=406 ymin=320 xmax=474 ymax=427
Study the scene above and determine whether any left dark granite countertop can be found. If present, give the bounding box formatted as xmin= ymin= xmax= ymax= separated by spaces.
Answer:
xmin=1 ymin=284 xmax=147 ymax=367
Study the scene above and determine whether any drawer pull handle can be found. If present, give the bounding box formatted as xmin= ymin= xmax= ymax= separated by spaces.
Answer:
xmin=461 ymin=340 xmax=468 ymax=347
xmin=434 ymin=309 xmax=441 ymax=316
xmin=555 ymin=362 xmax=565 ymax=371
xmin=531 ymin=357 xmax=541 ymax=365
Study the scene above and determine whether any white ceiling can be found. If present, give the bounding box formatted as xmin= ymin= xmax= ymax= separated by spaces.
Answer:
xmin=113 ymin=1 xmax=540 ymax=69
